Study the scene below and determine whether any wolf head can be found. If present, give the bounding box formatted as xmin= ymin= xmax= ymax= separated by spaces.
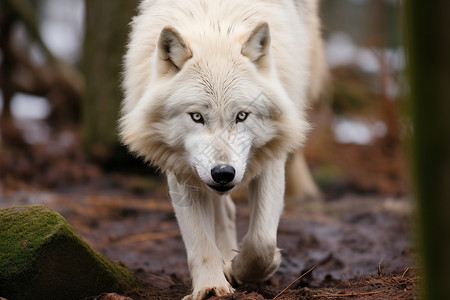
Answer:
xmin=120 ymin=22 xmax=309 ymax=194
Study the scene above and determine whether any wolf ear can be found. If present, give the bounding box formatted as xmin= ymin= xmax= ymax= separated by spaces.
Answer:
xmin=157 ymin=26 xmax=192 ymax=74
xmin=242 ymin=22 xmax=271 ymax=69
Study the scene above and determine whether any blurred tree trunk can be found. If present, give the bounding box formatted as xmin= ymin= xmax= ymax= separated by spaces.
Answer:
xmin=82 ymin=1 xmax=138 ymax=162
xmin=406 ymin=1 xmax=450 ymax=299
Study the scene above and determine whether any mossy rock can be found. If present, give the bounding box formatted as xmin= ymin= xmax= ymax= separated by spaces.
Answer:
xmin=0 ymin=205 xmax=142 ymax=300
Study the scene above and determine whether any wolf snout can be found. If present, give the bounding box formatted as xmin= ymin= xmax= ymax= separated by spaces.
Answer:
xmin=211 ymin=164 xmax=235 ymax=184
xmin=207 ymin=163 xmax=235 ymax=192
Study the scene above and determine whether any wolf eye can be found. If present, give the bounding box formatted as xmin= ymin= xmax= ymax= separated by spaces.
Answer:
xmin=236 ymin=111 xmax=249 ymax=123
xmin=189 ymin=112 xmax=205 ymax=124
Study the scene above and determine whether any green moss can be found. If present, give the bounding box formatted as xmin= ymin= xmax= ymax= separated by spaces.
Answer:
xmin=313 ymin=164 xmax=344 ymax=188
xmin=0 ymin=205 xmax=142 ymax=300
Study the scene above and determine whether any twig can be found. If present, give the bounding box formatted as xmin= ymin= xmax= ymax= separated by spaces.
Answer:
xmin=401 ymin=267 xmax=409 ymax=279
xmin=112 ymin=230 xmax=180 ymax=243
xmin=273 ymin=266 xmax=315 ymax=299
xmin=148 ymin=273 xmax=175 ymax=285
xmin=312 ymin=291 xmax=383 ymax=298
xmin=378 ymin=258 xmax=384 ymax=276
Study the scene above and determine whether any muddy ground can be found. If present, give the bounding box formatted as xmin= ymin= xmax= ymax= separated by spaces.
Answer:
xmin=1 ymin=174 xmax=417 ymax=299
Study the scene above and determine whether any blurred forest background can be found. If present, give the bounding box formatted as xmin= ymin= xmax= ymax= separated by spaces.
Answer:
xmin=3 ymin=2 xmax=450 ymax=299
xmin=0 ymin=0 xmax=407 ymax=198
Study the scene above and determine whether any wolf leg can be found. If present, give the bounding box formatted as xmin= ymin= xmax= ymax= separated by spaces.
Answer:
xmin=285 ymin=149 xmax=320 ymax=202
xmin=167 ymin=174 xmax=234 ymax=300
xmin=231 ymin=157 xmax=286 ymax=283
xmin=214 ymin=195 xmax=238 ymax=282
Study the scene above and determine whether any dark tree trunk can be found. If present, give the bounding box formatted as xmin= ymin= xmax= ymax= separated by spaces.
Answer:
xmin=82 ymin=0 xmax=138 ymax=162
xmin=406 ymin=1 xmax=450 ymax=299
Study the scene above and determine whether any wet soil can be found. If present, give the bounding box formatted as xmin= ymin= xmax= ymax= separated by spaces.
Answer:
xmin=1 ymin=175 xmax=417 ymax=299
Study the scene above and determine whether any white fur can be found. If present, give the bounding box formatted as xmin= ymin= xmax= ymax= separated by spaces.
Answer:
xmin=119 ymin=0 xmax=327 ymax=299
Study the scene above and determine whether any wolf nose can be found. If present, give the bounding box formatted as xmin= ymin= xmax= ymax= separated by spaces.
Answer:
xmin=211 ymin=164 xmax=235 ymax=185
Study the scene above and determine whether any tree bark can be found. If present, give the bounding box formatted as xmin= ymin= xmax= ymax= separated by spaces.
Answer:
xmin=82 ymin=0 xmax=138 ymax=161
xmin=406 ymin=1 xmax=450 ymax=299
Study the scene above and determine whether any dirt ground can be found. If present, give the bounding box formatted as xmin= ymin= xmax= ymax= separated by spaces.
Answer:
xmin=0 ymin=5 xmax=413 ymax=296
xmin=1 ymin=173 xmax=417 ymax=299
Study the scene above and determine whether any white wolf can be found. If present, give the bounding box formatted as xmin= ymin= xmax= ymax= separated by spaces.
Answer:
xmin=120 ymin=0 xmax=327 ymax=298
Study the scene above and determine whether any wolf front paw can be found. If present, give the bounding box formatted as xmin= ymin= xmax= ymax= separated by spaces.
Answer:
xmin=231 ymin=243 xmax=281 ymax=283
xmin=183 ymin=284 xmax=234 ymax=300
